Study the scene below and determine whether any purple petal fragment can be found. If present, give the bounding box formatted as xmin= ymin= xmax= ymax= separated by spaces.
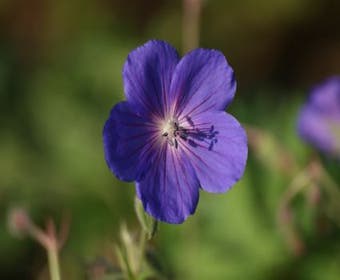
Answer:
xmin=308 ymin=77 xmax=340 ymax=116
xmin=123 ymin=40 xmax=179 ymax=117
xmin=170 ymin=48 xmax=236 ymax=118
xmin=136 ymin=145 xmax=199 ymax=224
xmin=179 ymin=111 xmax=248 ymax=193
xmin=298 ymin=76 xmax=340 ymax=157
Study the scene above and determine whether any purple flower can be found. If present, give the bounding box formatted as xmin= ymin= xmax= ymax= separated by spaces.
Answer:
xmin=298 ymin=76 xmax=340 ymax=157
xmin=103 ymin=40 xmax=248 ymax=224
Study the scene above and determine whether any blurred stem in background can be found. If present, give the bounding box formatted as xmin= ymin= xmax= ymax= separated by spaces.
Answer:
xmin=277 ymin=158 xmax=340 ymax=256
xmin=182 ymin=0 xmax=202 ymax=52
xmin=278 ymin=167 xmax=311 ymax=256
xmin=247 ymin=125 xmax=340 ymax=256
xmin=7 ymin=209 xmax=70 ymax=280
xmin=44 ymin=219 xmax=62 ymax=280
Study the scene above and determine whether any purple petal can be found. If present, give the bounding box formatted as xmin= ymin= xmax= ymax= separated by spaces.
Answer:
xmin=123 ymin=40 xmax=180 ymax=118
xmin=169 ymin=48 xmax=236 ymax=118
xmin=178 ymin=111 xmax=247 ymax=193
xmin=103 ymin=102 xmax=158 ymax=181
xmin=297 ymin=77 xmax=340 ymax=156
xmin=136 ymin=145 xmax=200 ymax=224
xmin=308 ymin=77 xmax=340 ymax=116
xmin=298 ymin=105 xmax=337 ymax=154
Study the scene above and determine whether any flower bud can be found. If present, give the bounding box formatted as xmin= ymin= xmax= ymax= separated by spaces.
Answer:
xmin=7 ymin=207 xmax=32 ymax=238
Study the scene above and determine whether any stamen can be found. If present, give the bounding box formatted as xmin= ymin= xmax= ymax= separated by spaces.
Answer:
xmin=161 ymin=119 xmax=185 ymax=149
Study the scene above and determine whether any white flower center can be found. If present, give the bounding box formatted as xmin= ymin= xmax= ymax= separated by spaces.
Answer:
xmin=161 ymin=118 xmax=186 ymax=148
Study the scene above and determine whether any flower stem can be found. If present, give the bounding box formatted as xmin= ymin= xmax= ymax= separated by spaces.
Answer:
xmin=138 ymin=229 xmax=147 ymax=269
xmin=47 ymin=244 xmax=61 ymax=280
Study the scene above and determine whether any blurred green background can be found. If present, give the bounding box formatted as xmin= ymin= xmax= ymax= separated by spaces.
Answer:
xmin=1 ymin=0 xmax=340 ymax=279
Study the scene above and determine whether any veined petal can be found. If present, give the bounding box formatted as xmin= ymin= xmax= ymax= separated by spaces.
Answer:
xmin=179 ymin=111 xmax=247 ymax=193
xmin=136 ymin=145 xmax=200 ymax=224
xmin=103 ymin=102 xmax=158 ymax=181
xmin=123 ymin=40 xmax=180 ymax=117
xmin=169 ymin=48 xmax=236 ymax=118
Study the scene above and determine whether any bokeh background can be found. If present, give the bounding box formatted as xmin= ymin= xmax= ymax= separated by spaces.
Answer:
xmin=1 ymin=0 xmax=340 ymax=279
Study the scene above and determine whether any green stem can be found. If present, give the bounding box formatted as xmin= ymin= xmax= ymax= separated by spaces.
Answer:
xmin=47 ymin=245 xmax=61 ymax=280
xmin=137 ymin=229 xmax=147 ymax=277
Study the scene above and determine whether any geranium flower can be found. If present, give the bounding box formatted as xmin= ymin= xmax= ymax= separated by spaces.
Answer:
xmin=103 ymin=40 xmax=248 ymax=223
xmin=298 ymin=76 xmax=340 ymax=158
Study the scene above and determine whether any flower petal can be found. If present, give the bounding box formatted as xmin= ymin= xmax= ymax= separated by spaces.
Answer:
xmin=136 ymin=145 xmax=200 ymax=224
xmin=123 ymin=40 xmax=180 ymax=118
xmin=169 ymin=48 xmax=236 ymax=118
xmin=297 ymin=77 xmax=340 ymax=156
xmin=308 ymin=77 xmax=340 ymax=116
xmin=298 ymin=104 xmax=339 ymax=155
xmin=179 ymin=111 xmax=247 ymax=193
xmin=103 ymin=102 xmax=158 ymax=181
